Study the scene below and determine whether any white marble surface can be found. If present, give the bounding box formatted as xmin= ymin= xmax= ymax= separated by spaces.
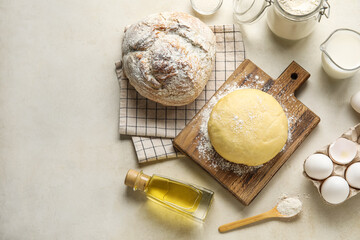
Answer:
xmin=1 ymin=0 xmax=360 ymax=239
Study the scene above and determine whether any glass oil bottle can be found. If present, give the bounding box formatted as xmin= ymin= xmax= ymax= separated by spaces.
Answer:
xmin=124 ymin=169 xmax=214 ymax=221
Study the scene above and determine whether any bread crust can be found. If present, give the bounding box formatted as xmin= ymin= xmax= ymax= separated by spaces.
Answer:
xmin=122 ymin=12 xmax=216 ymax=106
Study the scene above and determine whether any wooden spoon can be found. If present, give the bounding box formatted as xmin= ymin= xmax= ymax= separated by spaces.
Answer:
xmin=218 ymin=204 xmax=299 ymax=233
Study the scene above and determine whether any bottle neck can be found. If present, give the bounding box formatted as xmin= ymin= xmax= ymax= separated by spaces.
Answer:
xmin=134 ymin=171 xmax=151 ymax=192
xmin=124 ymin=169 xmax=151 ymax=192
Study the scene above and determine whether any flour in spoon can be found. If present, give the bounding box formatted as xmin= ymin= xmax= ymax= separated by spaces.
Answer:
xmin=276 ymin=197 xmax=302 ymax=217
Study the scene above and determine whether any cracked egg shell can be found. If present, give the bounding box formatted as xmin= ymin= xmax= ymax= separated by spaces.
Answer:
xmin=329 ymin=138 xmax=357 ymax=165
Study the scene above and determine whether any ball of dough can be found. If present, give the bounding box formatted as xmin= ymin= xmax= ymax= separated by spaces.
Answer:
xmin=122 ymin=12 xmax=216 ymax=106
xmin=207 ymin=89 xmax=288 ymax=166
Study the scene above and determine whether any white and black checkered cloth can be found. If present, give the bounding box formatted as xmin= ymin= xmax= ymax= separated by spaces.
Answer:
xmin=116 ymin=25 xmax=245 ymax=163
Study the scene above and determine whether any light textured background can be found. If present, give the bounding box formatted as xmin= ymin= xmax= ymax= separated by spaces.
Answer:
xmin=1 ymin=0 xmax=360 ymax=239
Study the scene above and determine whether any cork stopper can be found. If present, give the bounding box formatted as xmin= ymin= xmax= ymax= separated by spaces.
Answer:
xmin=124 ymin=169 xmax=150 ymax=191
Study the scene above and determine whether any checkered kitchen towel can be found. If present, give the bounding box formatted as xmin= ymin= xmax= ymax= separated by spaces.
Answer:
xmin=116 ymin=25 xmax=245 ymax=163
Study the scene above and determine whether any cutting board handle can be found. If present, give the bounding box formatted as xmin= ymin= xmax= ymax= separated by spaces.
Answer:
xmin=274 ymin=61 xmax=310 ymax=96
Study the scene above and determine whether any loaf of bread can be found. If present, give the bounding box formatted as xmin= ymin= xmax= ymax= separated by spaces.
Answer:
xmin=122 ymin=12 xmax=216 ymax=106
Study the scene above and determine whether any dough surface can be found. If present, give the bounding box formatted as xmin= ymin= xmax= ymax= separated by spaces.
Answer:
xmin=207 ymin=89 xmax=288 ymax=166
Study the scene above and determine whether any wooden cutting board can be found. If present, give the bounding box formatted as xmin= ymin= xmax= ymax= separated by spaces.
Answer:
xmin=173 ymin=59 xmax=320 ymax=206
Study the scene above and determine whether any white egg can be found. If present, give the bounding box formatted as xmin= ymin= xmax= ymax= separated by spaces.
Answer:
xmin=350 ymin=91 xmax=360 ymax=114
xmin=329 ymin=138 xmax=357 ymax=165
xmin=304 ymin=154 xmax=333 ymax=180
xmin=321 ymin=176 xmax=350 ymax=204
xmin=346 ymin=162 xmax=360 ymax=189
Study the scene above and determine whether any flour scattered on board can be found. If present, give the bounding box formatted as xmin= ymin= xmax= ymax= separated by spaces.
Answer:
xmin=196 ymin=72 xmax=294 ymax=175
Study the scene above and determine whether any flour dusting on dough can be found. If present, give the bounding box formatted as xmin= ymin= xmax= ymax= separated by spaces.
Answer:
xmin=196 ymin=72 xmax=294 ymax=175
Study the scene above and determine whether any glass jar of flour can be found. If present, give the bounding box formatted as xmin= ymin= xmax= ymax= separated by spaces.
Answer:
xmin=233 ymin=0 xmax=330 ymax=40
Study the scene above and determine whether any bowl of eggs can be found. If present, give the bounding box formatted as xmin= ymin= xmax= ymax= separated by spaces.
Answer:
xmin=303 ymin=123 xmax=360 ymax=205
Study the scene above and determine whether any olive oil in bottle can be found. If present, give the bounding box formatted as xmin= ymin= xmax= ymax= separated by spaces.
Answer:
xmin=124 ymin=169 xmax=214 ymax=221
